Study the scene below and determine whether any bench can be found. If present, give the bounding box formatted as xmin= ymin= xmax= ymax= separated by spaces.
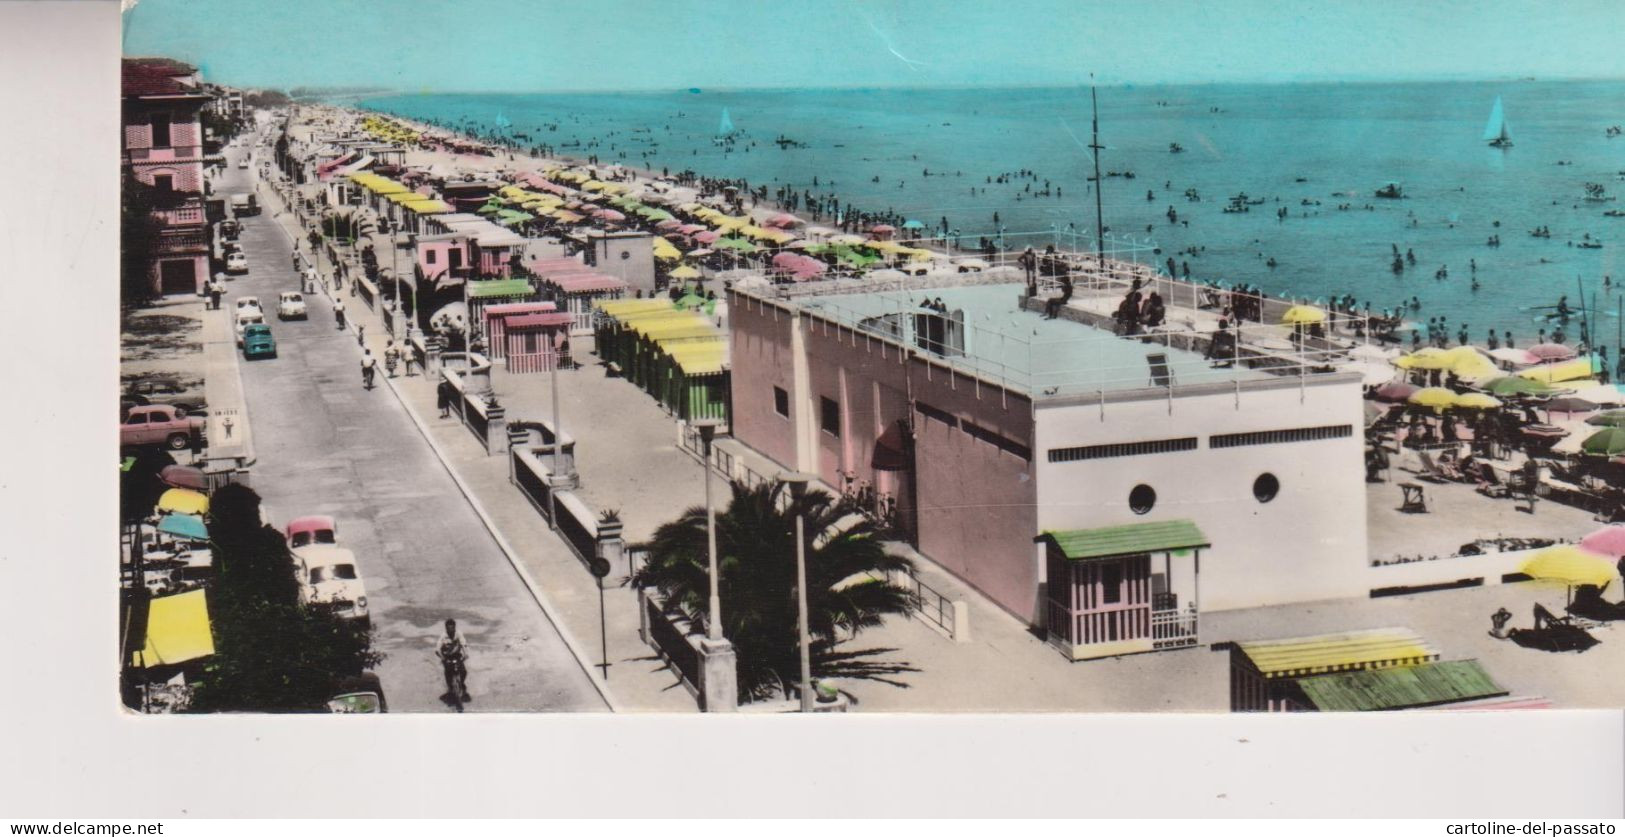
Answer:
xmin=1399 ymin=482 xmax=1428 ymax=514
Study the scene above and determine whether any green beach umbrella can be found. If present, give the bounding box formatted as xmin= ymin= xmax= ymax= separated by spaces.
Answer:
xmin=1580 ymin=427 xmax=1625 ymax=456
xmin=1481 ymin=376 xmax=1555 ymax=397
xmin=715 ymin=237 xmax=760 ymax=253
xmin=1585 ymin=410 xmax=1625 ymax=427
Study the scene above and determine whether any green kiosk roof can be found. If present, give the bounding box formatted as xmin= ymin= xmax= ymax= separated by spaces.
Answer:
xmin=467 ymin=279 xmax=535 ymax=300
xmin=1039 ymin=519 xmax=1209 ymax=561
xmin=1295 ymin=659 xmax=1507 ymax=712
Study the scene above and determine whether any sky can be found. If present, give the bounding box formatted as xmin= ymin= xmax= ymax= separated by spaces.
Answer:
xmin=122 ymin=0 xmax=1625 ymax=93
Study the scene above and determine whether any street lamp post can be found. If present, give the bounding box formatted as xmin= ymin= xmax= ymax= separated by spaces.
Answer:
xmin=777 ymin=470 xmax=816 ymax=712
xmin=692 ymin=419 xmax=723 ymax=639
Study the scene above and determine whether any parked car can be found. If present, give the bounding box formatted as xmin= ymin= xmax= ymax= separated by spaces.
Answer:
xmin=120 ymin=404 xmax=206 ymax=451
xmin=220 ymin=219 xmax=240 ymax=240
xmin=292 ymin=545 xmax=368 ymax=621
xmin=225 ymin=251 xmax=248 ymax=274
xmin=234 ymin=310 xmax=265 ymax=346
xmin=236 ymin=296 xmax=262 ymax=314
xmin=230 ymin=193 xmax=258 ymax=217
xmin=238 ymin=158 xmax=249 ymax=169
xmin=327 ymin=673 xmax=387 ymax=713
xmin=123 ymin=377 xmax=206 ymax=416
xmin=277 ymin=291 xmax=307 ymax=320
xmin=285 ymin=515 xmax=337 ymax=549
xmin=241 ymin=323 xmax=276 ymax=359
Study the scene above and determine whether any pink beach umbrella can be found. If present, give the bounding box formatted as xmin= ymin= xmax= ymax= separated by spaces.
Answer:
xmin=1579 ymin=526 xmax=1625 ymax=558
xmin=1373 ymin=381 xmax=1420 ymax=403
xmin=593 ymin=209 xmax=626 ymax=222
xmin=870 ymin=223 xmax=896 ymax=235
xmin=1528 ymin=343 xmax=1578 ymax=362
xmin=767 ymin=213 xmax=802 ymax=228
xmin=654 ymin=219 xmax=682 ymax=230
xmin=694 ymin=230 xmax=721 ymax=244
xmin=677 ymin=223 xmax=708 ymax=235
xmin=790 ymin=258 xmax=827 ymax=280
xmin=771 ymin=252 xmax=800 ymax=270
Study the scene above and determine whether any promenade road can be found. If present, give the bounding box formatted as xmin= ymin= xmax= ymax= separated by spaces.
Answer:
xmin=215 ymin=135 xmax=606 ymax=712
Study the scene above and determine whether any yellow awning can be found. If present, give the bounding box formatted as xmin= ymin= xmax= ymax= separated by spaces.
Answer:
xmin=132 ymin=589 xmax=214 ymax=667
xmin=595 ymin=298 xmax=676 ymax=318
xmin=1234 ymin=629 xmax=1438 ymax=678
xmin=1519 ymin=357 xmax=1597 ymax=384
xmin=401 ymin=198 xmax=453 ymax=214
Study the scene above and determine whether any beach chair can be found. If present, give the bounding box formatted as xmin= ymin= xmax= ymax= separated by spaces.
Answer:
xmin=1399 ymin=482 xmax=1428 ymax=513
xmin=1415 ymin=451 xmax=1450 ymax=483
xmin=1475 ymin=463 xmax=1511 ymax=498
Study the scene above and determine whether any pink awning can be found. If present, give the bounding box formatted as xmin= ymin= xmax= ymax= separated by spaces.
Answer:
xmin=593 ymin=209 xmax=626 ymax=222
xmin=504 ymin=312 xmax=575 ymax=328
xmin=484 ymin=302 xmax=557 ymax=318
xmin=549 ymin=274 xmax=628 ymax=294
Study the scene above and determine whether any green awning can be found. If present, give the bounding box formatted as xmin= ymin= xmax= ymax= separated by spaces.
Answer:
xmin=467 ymin=278 xmax=535 ymax=300
xmin=1039 ymin=519 xmax=1209 ymax=560
xmin=1295 ymin=660 xmax=1507 ymax=712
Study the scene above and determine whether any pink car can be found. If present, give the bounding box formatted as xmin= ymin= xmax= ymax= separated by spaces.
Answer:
xmin=285 ymin=515 xmax=338 ymax=549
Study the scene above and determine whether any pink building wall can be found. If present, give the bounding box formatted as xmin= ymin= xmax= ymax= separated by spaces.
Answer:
xmin=728 ymin=296 xmax=800 ymax=470
xmin=730 ymin=292 xmax=1043 ymax=622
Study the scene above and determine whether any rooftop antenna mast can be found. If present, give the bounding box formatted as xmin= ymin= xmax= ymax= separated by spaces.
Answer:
xmin=1090 ymin=77 xmax=1106 ymax=269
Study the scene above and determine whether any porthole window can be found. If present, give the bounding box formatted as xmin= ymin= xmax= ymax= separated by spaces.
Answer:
xmin=1129 ymin=484 xmax=1156 ymax=515
xmin=1253 ymin=473 xmax=1280 ymax=503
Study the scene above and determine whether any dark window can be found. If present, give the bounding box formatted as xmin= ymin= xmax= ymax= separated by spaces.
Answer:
xmin=1210 ymin=424 xmax=1353 ymax=449
xmin=152 ymin=174 xmax=174 ymax=193
xmin=961 ymin=419 xmax=1032 ymax=460
xmin=448 ymin=248 xmax=464 ymax=269
xmin=1101 ymin=564 xmax=1122 ymax=604
xmin=820 ymin=396 xmax=840 ymax=437
xmin=126 ymin=413 xmax=148 ymax=425
xmin=773 ymin=386 xmax=789 ymax=418
xmin=150 ymin=114 xmax=171 ymax=148
xmin=1129 ymin=484 xmax=1157 ymax=515
xmin=426 ymin=250 xmax=437 ymax=265
xmin=915 ymin=401 xmax=958 ymax=428
xmin=1253 ymin=473 xmax=1280 ymax=503
xmin=1048 ymin=437 xmax=1198 ymax=463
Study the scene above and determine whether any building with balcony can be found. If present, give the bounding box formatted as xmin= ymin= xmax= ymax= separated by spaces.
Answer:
xmin=726 ymin=272 xmax=1370 ymax=661
xmin=123 ymin=57 xmax=211 ymax=296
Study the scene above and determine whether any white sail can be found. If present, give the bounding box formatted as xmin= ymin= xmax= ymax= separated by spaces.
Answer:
xmin=1483 ymin=96 xmax=1510 ymax=143
xmin=718 ymin=107 xmax=736 ymax=137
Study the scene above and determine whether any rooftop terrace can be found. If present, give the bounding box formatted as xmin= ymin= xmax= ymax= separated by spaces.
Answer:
xmin=793 ymin=282 xmax=1271 ymax=398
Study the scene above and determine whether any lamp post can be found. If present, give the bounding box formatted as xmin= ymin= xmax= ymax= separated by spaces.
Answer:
xmin=691 ymin=418 xmax=723 ymax=639
xmin=777 ymin=470 xmax=816 ymax=712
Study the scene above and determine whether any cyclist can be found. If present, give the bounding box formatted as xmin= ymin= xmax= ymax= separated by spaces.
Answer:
xmin=436 ymin=619 xmax=470 ymax=706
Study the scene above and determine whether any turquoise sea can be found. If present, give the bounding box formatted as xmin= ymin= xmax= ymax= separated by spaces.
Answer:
xmin=360 ymin=81 xmax=1625 ymax=342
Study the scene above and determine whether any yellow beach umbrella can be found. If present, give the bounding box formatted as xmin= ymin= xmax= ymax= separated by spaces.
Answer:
xmin=1280 ymin=305 xmax=1326 ymax=325
xmin=156 ymin=488 xmax=209 ymax=516
xmin=652 ymin=239 xmax=682 ymax=261
xmin=1451 ymin=392 xmax=1503 ymax=410
xmin=669 ymin=264 xmax=701 ymax=280
xmin=1443 ymin=346 xmax=1498 ymax=380
xmin=1394 ymin=347 xmax=1453 ymax=370
xmin=1519 ymin=357 xmax=1597 ymax=385
xmin=1406 ymin=387 xmax=1459 ymax=410
xmin=1520 ymin=545 xmax=1619 ymax=588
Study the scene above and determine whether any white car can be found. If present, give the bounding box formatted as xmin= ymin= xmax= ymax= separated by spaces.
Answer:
xmin=235 ymin=296 xmax=262 ymax=314
xmin=225 ymin=251 xmax=249 ymax=274
xmin=292 ymin=545 xmax=369 ymax=621
xmin=234 ymin=310 xmax=265 ymax=347
xmin=277 ymin=291 xmax=307 ymax=320
xmin=238 ymin=158 xmax=249 ymax=169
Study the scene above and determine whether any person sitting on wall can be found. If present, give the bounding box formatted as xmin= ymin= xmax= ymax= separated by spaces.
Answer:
xmin=1206 ymin=318 xmax=1237 ymax=367
xmin=1141 ymin=290 xmax=1165 ymax=328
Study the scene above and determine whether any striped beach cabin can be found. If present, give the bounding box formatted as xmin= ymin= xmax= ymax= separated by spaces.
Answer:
xmin=1228 ymin=628 xmax=1508 ymax=712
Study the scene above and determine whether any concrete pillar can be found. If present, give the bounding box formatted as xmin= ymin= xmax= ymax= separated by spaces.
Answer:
xmin=951 ymin=601 xmax=971 ymax=643
xmin=698 ymin=636 xmax=738 ymax=713
xmin=484 ymin=402 xmax=506 ymax=456
xmin=636 ymin=587 xmax=653 ymax=646
xmin=789 ymin=311 xmax=818 ymax=474
xmin=596 ymin=516 xmax=625 ymax=575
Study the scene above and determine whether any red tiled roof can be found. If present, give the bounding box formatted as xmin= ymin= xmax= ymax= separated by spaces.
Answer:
xmin=122 ymin=58 xmax=200 ymax=98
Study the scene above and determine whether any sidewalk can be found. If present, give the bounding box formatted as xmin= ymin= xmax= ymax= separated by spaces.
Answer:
xmin=200 ymin=302 xmax=255 ymax=466
xmin=263 ymin=182 xmax=694 ymax=711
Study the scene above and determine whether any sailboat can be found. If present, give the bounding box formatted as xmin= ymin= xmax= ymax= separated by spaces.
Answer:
xmin=713 ymin=107 xmax=739 ymax=144
xmin=1484 ymin=96 xmax=1513 ymax=148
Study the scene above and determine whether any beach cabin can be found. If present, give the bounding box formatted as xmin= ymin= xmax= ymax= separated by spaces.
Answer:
xmin=1037 ymin=520 xmax=1207 ymax=661
xmin=498 ymin=311 xmax=575 ymax=374
xmin=466 ymin=278 xmax=537 ymax=345
xmin=537 ymin=270 xmax=630 ymax=336
xmin=481 ymin=301 xmax=557 ymax=361
xmin=594 ymin=298 xmax=732 ymax=424
xmin=1228 ymin=629 xmax=1507 ymax=711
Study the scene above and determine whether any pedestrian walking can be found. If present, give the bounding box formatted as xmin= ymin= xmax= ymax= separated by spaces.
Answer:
xmin=438 ymin=379 xmax=455 ymax=417
xmin=334 ymin=298 xmax=346 ymax=330
xmin=361 ymin=350 xmax=377 ymax=390
xmin=357 ymin=323 xmax=366 ymax=347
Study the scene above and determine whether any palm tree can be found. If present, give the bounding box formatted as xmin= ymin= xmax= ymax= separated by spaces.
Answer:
xmin=631 ymin=479 xmax=919 ymax=702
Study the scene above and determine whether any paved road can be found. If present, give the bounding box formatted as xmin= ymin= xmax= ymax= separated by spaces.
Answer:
xmin=215 ymin=135 xmax=607 ymax=712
